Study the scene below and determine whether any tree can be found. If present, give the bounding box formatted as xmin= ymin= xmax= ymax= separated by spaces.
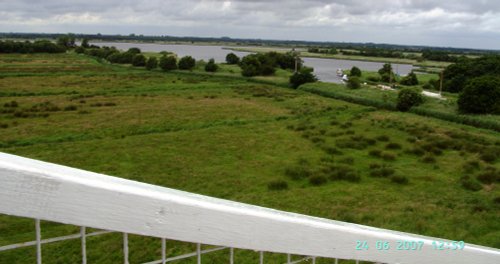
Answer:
xmin=74 ymin=46 xmax=85 ymax=54
xmin=346 ymin=77 xmax=361 ymax=89
xmin=145 ymin=57 xmax=158 ymax=70
xmin=159 ymin=56 xmax=177 ymax=71
xmin=289 ymin=67 xmax=317 ymax=88
xmin=240 ymin=54 xmax=262 ymax=77
xmin=204 ymin=58 xmax=218 ymax=72
xmin=378 ymin=63 xmax=395 ymax=83
xmin=56 ymin=34 xmax=75 ymax=48
xmin=457 ymin=76 xmax=500 ymax=114
xmin=127 ymin=47 xmax=141 ymax=54
xmin=132 ymin=54 xmax=146 ymax=67
xmin=350 ymin=66 xmax=361 ymax=77
xmin=225 ymin=53 xmax=240 ymax=64
xmin=81 ymin=38 xmax=90 ymax=48
xmin=178 ymin=56 xmax=196 ymax=70
xmin=400 ymin=71 xmax=419 ymax=86
xmin=397 ymin=87 xmax=424 ymax=112
xmin=442 ymin=55 xmax=500 ymax=93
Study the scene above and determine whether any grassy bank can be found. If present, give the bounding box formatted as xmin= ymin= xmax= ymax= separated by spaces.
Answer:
xmin=225 ymin=46 xmax=452 ymax=68
xmin=300 ymin=82 xmax=500 ymax=132
xmin=0 ymin=53 xmax=498 ymax=263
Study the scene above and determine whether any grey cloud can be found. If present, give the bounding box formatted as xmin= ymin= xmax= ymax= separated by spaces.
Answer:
xmin=0 ymin=0 xmax=499 ymax=49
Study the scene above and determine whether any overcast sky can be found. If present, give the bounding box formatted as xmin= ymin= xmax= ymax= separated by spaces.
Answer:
xmin=1 ymin=0 xmax=500 ymax=49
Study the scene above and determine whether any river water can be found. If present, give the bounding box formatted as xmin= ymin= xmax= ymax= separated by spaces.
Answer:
xmin=93 ymin=42 xmax=414 ymax=83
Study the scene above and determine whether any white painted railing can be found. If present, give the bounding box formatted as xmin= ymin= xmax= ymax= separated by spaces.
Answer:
xmin=0 ymin=152 xmax=499 ymax=264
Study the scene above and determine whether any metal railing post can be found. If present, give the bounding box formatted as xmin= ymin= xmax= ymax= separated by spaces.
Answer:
xmin=35 ymin=219 xmax=42 ymax=264
xmin=123 ymin=233 xmax=129 ymax=264
xmin=81 ymin=227 xmax=87 ymax=264
xmin=161 ymin=238 xmax=166 ymax=264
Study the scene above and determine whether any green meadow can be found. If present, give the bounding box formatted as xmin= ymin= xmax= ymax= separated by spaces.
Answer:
xmin=0 ymin=53 xmax=499 ymax=263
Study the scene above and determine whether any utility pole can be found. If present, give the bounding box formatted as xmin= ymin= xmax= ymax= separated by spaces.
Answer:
xmin=439 ymin=70 xmax=444 ymax=95
xmin=292 ymin=48 xmax=300 ymax=73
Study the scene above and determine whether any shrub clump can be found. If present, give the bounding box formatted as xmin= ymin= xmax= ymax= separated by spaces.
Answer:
xmin=476 ymin=167 xmax=499 ymax=184
xmin=284 ymin=165 xmax=311 ymax=180
xmin=63 ymin=105 xmax=78 ymax=111
xmin=178 ymin=56 xmax=196 ymax=70
xmin=350 ymin=66 xmax=362 ymax=77
xmin=159 ymin=56 xmax=178 ymax=71
xmin=267 ymin=180 xmax=288 ymax=191
xmin=290 ymin=67 xmax=317 ymax=88
xmin=390 ymin=175 xmax=409 ymax=185
xmin=376 ymin=135 xmax=390 ymax=142
xmin=309 ymin=175 xmax=328 ymax=186
xmin=457 ymin=76 xmax=500 ymax=114
xmin=346 ymin=77 xmax=361 ymax=89
xmin=225 ymin=53 xmax=240 ymax=64
xmin=381 ymin=152 xmax=397 ymax=161
xmin=421 ymin=155 xmax=436 ymax=164
xmin=131 ymin=54 xmax=147 ymax=67
xmin=397 ymin=87 xmax=424 ymax=112
xmin=323 ymin=164 xmax=361 ymax=182
xmin=480 ymin=148 xmax=499 ymax=163
xmin=145 ymin=57 xmax=158 ymax=70
xmin=204 ymin=58 xmax=218 ymax=72
xmin=3 ymin=101 xmax=18 ymax=108
xmin=385 ymin=142 xmax=402 ymax=150
xmin=460 ymin=176 xmax=482 ymax=191
xmin=369 ymin=149 xmax=382 ymax=157
xmin=370 ymin=165 xmax=395 ymax=178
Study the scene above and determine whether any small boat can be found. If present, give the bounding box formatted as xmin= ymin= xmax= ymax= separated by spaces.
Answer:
xmin=336 ymin=68 xmax=343 ymax=77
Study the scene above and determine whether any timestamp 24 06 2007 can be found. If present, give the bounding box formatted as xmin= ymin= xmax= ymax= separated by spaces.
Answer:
xmin=355 ymin=240 xmax=465 ymax=251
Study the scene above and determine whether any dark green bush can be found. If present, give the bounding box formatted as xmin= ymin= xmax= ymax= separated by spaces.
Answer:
xmin=476 ymin=167 xmax=499 ymax=184
xmin=309 ymin=175 xmax=328 ymax=186
xmin=145 ymin=57 xmax=158 ymax=70
xmin=30 ymin=101 xmax=60 ymax=112
xmin=421 ymin=155 xmax=436 ymax=163
xmin=225 ymin=53 xmax=240 ymax=64
xmin=267 ymin=180 xmax=288 ymax=191
xmin=369 ymin=149 xmax=382 ymax=157
xmin=159 ymin=56 xmax=178 ymax=71
xmin=460 ymin=176 xmax=482 ymax=191
xmin=409 ymin=147 xmax=425 ymax=156
xmin=323 ymin=164 xmax=360 ymax=182
xmin=346 ymin=77 xmax=361 ymax=89
xmin=204 ymin=58 xmax=218 ymax=72
xmin=376 ymin=135 xmax=390 ymax=142
xmin=369 ymin=165 xmax=395 ymax=178
xmin=178 ymin=56 xmax=196 ymax=70
xmin=4 ymin=101 xmax=18 ymax=108
xmin=480 ymin=148 xmax=498 ymax=163
xmin=458 ymin=76 xmax=500 ymax=114
xmin=131 ymin=54 xmax=147 ymax=67
xmin=290 ymin=67 xmax=317 ymax=89
xmin=381 ymin=152 xmax=396 ymax=161
xmin=63 ymin=105 xmax=77 ymax=111
xmin=350 ymin=66 xmax=362 ymax=77
xmin=285 ymin=165 xmax=311 ymax=180
xmin=400 ymin=72 xmax=419 ymax=86
xmin=322 ymin=146 xmax=343 ymax=155
xmin=385 ymin=142 xmax=402 ymax=150
xmin=397 ymin=87 xmax=424 ymax=112
xmin=390 ymin=175 xmax=409 ymax=184
xmin=462 ymin=160 xmax=481 ymax=173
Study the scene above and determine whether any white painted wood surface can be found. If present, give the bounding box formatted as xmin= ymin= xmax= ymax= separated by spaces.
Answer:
xmin=0 ymin=152 xmax=499 ymax=264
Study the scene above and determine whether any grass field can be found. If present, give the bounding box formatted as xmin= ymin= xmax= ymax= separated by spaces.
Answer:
xmin=0 ymin=53 xmax=499 ymax=263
